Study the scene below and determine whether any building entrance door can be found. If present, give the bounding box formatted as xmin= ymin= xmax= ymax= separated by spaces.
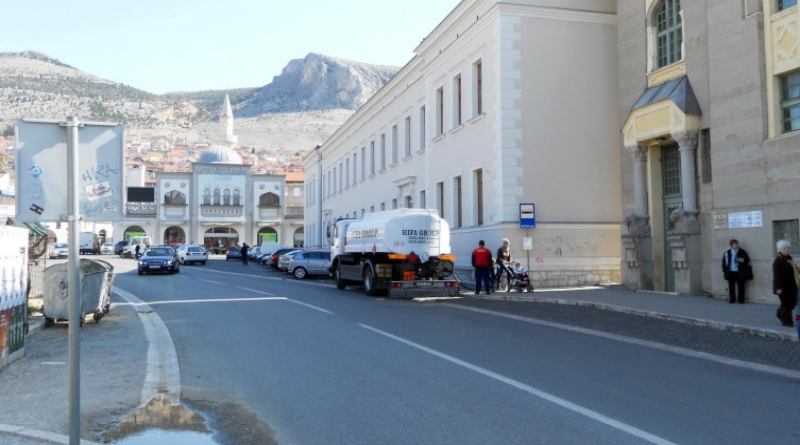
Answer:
xmin=661 ymin=143 xmax=682 ymax=293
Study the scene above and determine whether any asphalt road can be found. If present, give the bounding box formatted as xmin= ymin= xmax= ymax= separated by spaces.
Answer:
xmin=103 ymin=256 xmax=797 ymax=445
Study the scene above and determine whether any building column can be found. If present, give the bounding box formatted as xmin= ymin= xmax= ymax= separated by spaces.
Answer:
xmin=627 ymin=145 xmax=649 ymax=217
xmin=673 ymin=131 xmax=699 ymax=213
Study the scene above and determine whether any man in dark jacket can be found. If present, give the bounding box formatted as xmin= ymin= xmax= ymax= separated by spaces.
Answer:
xmin=772 ymin=240 xmax=798 ymax=327
xmin=721 ymin=239 xmax=750 ymax=304
xmin=241 ymin=242 xmax=249 ymax=266
xmin=472 ymin=240 xmax=493 ymax=295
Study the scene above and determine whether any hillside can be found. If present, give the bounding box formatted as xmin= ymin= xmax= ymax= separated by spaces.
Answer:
xmin=0 ymin=51 xmax=398 ymax=150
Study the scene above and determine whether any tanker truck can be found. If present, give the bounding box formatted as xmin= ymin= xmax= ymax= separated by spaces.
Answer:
xmin=329 ymin=209 xmax=459 ymax=298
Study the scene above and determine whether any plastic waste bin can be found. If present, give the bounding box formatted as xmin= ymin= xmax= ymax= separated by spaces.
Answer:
xmin=42 ymin=259 xmax=112 ymax=327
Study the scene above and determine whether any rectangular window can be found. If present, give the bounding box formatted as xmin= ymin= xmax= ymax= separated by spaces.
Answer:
xmin=333 ymin=167 xmax=337 ymax=193
xmin=419 ymin=190 xmax=426 ymax=209
xmin=780 ymin=0 xmax=798 ymax=11
xmin=370 ymin=141 xmax=375 ymax=175
xmin=435 ymin=87 xmax=444 ymax=136
xmin=391 ymin=125 xmax=398 ymax=165
xmin=360 ymin=147 xmax=366 ymax=180
xmin=380 ymin=133 xmax=386 ymax=170
xmin=700 ymin=129 xmax=711 ymax=184
xmin=361 ymin=209 xmax=365 ymax=217
xmin=404 ymin=195 xmax=413 ymax=208
xmin=774 ymin=219 xmax=800 ymax=254
xmin=780 ymin=71 xmax=800 ymax=133
xmin=370 ymin=205 xmax=375 ymax=213
xmin=345 ymin=159 xmax=350 ymax=187
xmin=473 ymin=60 xmax=483 ymax=116
xmin=454 ymin=176 xmax=462 ymax=228
xmin=339 ymin=162 xmax=343 ymax=191
xmin=352 ymin=153 xmax=357 ymax=184
xmin=453 ymin=74 xmax=462 ymax=127
xmin=380 ymin=202 xmax=386 ymax=211
xmin=436 ymin=181 xmax=445 ymax=219
xmin=419 ymin=106 xmax=426 ymax=151
xmin=404 ymin=116 xmax=411 ymax=158
xmin=475 ymin=169 xmax=484 ymax=225
xmin=392 ymin=198 xmax=398 ymax=210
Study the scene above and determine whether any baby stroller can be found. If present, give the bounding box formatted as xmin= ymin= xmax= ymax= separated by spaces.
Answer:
xmin=502 ymin=262 xmax=533 ymax=293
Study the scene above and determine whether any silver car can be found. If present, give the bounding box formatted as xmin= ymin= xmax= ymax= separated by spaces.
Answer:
xmin=288 ymin=250 xmax=332 ymax=279
xmin=50 ymin=243 xmax=69 ymax=259
xmin=277 ymin=250 xmax=300 ymax=271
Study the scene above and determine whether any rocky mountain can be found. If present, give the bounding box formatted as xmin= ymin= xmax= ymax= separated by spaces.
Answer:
xmin=236 ymin=53 xmax=398 ymax=116
xmin=0 ymin=51 xmax=399 ymax=150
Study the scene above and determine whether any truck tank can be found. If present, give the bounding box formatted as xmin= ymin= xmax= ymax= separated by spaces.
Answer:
xmin=343 ymin=209 xmax=451 ymax=257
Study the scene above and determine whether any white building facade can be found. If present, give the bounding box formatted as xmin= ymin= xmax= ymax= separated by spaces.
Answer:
xmin=303 ymin=0 xmax=623 ymax=286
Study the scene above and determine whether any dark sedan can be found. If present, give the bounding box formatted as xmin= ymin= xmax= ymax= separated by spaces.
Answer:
xmin=137 ymin=247 xmax=181 ymax=275
xmin=225 ymin=247 xmax=243 ymax=261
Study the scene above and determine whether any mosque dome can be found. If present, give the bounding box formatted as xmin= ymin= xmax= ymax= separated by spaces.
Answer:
xmin=197 ymin=146 xmax=242 ymax=164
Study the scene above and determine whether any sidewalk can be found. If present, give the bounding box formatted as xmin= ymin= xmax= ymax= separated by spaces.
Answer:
xmin=467 ymin=285 xmax=798 ymax=342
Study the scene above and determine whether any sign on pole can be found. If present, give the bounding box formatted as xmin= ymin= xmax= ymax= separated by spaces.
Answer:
xmin=520 ymin=203 xmax=536 ymax=229
xmin=15 ymin=119 xmax=124 ymax=223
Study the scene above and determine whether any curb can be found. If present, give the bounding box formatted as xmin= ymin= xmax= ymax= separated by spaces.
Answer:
xmin=0 ymin=423 xmax=101 ymax=445
xmin=463 ymin=292 xmax=799 ymax=343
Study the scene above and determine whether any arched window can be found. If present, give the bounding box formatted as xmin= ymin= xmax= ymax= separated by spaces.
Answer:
xmin=233 ymin=189 xmax=241 ymax=206
xmin=213 ymin=188 xmax=221 ymax=206
xmin=164 ymin=190 xmax=186 ymax=205
xmin=259 ymin=192 xmax=280 ymax=208
xmin=203 ymin=188 xmax=211 ymax=205
xmin=656 ymin=0 xmax=682 ymax=69
xmin=223 ymin=189 xmax=231 ymax=206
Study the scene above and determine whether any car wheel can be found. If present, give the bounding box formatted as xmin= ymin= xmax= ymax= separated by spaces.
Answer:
xmin=363 ymin=267 xmax=379 ymax=297
xmin=334 ymin=265 xmax=346 ymax=290
xmin=293 ymin=267 xmax=307 ymax=279
xmin=138 ymin=269 xmax=143 ymax=276
xmin=201 ymin=261 xmax=207 ymax=265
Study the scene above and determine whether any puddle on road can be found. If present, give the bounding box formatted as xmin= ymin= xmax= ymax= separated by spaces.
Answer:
xmin=105 ymin=395 xmax=219 ymax=445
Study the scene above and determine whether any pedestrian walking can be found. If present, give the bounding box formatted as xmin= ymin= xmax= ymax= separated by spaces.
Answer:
xmin=241 ymin=242 xmax=249 ymax=266
xmin=134 ymin=242 xmax=141 ymax=259
xmin=772 ymin=239 xmax=799 ymax=327
xmin=721 ymin=239 xmax=751 ymax=304
xmin=472 ymin=240 xmax=493 ymax=295
xmin=496 ymin=238 xmax=511 ymax=290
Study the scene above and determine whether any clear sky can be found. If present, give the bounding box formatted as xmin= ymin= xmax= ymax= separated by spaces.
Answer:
xmin=5 ymin=0 xmax=459 ymax=95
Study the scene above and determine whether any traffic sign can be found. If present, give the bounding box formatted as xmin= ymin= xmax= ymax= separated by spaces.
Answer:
xmin=520 ymin=203 xmax=536 ymax=228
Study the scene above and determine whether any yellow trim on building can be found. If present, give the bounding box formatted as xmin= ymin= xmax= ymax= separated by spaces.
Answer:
xmin=647 ymin=61 xmax=686 ymax=87
xmin=622 ymin=100 xmax=700 ymax=147
xmin=766 ymin=5 xmax=800 ymax=139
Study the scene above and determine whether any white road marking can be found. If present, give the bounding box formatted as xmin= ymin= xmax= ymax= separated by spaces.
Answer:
xmin=198 ymin=279 xmax=225 ymax=285
xmin=441 ymin=303 xmax=800 ymax=381
xmin=117 ymin=297 xmax=286 ymax=306
xmin=237 ymin=287 xmax=275 ymax=296
xmin=359 ymin=323 xmax=679 ymax=445
xmin=287 ymin=299 xmax=335 ymax=315
xmin=40 ymin=362 xmax=66 ymax=366
xmin=113 ymin=287 xmax=182 ymax=407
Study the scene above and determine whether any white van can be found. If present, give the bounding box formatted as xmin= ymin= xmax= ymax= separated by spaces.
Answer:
xmin=122 ymin=236 xmax=152 ymax=258
xmin=259 ymin=242 xmax=284 ymax=257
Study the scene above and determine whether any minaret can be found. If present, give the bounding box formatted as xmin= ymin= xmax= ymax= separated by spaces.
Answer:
xmin=219 ymin=94 xmax=238 ymax=147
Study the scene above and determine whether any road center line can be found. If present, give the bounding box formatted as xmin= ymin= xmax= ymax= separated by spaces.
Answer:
xmin=198 ymin=279 xmax=226 ymax=285
xmin=287 ymin=299 xmax=335 ymax=314
xmin=117 ymin=297 xmax=287 ymax=306
xmin=440 ymin=303 xmax=800 ymax=381
xmin=359 ymin=323 xmax=678 ymax=445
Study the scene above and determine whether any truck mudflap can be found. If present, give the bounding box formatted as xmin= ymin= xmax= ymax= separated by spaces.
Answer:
xmin=388 ymin=280 xmax=460 ymax=299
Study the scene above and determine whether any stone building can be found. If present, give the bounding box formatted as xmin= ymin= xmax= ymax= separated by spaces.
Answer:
xmin=618 ymin=0 xmax=800 ymax=301
xmin=303 ymin=0 xmax=622 ymax=286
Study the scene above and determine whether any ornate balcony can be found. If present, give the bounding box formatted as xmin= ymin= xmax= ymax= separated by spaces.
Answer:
xmin=200 ymin=205 xmax=243 ymax=218
xmin=285 ymin=206 xmax=304 ymax=219
xmin=126 ymin=202 xmax=157 ymax=216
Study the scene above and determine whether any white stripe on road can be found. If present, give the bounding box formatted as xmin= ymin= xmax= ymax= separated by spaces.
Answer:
xmin=441 ymin=304 xmax=800 ymax=381
xmin=117 ymin=297 xmax=287 ymax=306
xmin=359 ymin=323 xmax=679 ymax=445
xmin=199 ymin=279 xmax=226 ymax=285
xmin=287 ymin=299 xmax=335 ymax=315
xmin=237 ymin=287 xmax=275 ymax=296
xmin=113 ymin=287 xmax=182 ymax=407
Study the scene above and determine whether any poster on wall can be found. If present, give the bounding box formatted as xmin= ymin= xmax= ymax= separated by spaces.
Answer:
xmin=728 ymin=211 xmax=762 ymax=229
xmin=0 ymin=226 xmax=29 ymax=367
xmin=260 ymin=233 xmax=278 ymax=244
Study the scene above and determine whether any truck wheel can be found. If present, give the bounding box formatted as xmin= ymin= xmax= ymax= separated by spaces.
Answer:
xmin=334 ymin=266 xmax=346 ymax=290
xmin=363 ymin=267 xmax=379 ymax=297
xmin=45 ymin=317 xmax=54 ymax=328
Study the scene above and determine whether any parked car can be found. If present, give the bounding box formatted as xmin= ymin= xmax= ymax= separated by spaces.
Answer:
xmin=174 ymin=245 xmax=208 ymax=265
xmin=100 ymin=243 xmax=115 ymax=254
xmin=225 ymin=246 xmax=243 ymax=261
xmin=137 ymin=247 xmax=181 ymax=275
xmin=114 ymin=240 xmax=129 ymax=255
xmin=247 ymin=246 xmax=262 ymax=260
xmin=262 ymin=248 xmax=299 ymax=267
xmin=288 ymin=250 xmax=332 ymax=279
xmin=50 ymin=242 xmax=69 ymax=259
xmin=277 ymin=250 xmax=301 ymax=271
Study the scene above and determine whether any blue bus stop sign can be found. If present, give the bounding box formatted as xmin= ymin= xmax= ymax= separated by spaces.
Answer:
xmin=520 ymin=203 xmax=536 ymax=228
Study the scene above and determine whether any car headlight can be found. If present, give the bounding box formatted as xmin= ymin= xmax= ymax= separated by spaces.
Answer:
xmin=138 ymin=260 xmax=146 ymax=266
xmin=164 ymin=260 xmax=172 ymax=266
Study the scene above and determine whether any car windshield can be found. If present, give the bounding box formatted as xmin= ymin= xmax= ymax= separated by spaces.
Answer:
xmin=145 ymin=249 xmax=172 ymax=257
xmin=189 ymin=247 xmax=205 ymax=253
xmin=55 ymin=243 xmax=68 ymax=248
